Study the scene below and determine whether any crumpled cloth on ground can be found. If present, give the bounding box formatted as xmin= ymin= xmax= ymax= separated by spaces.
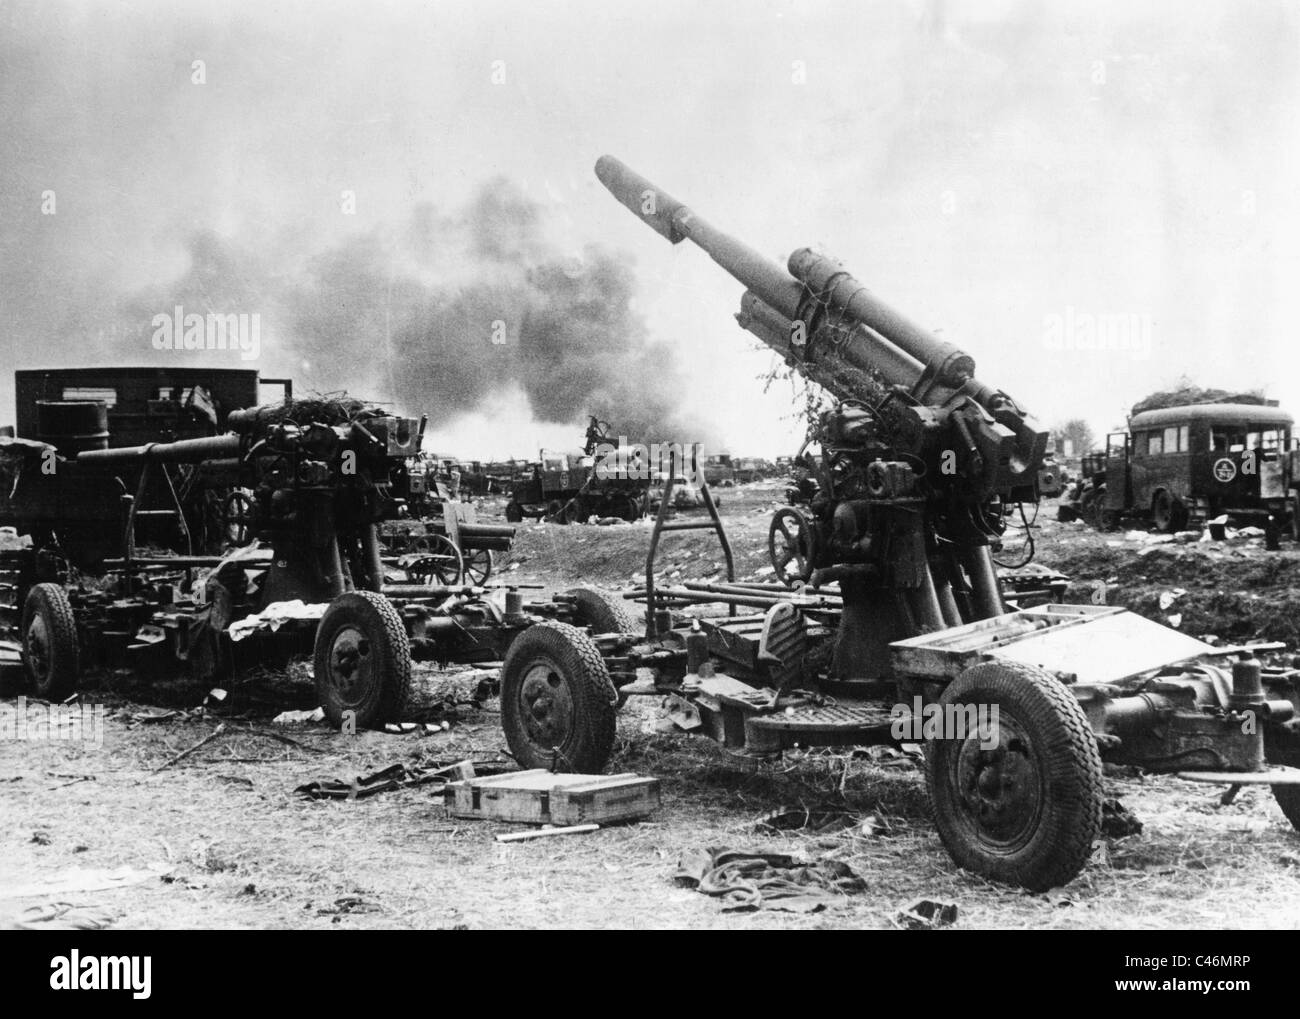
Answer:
xmin=295 ymin=760 xmax=506 ymax=801
xmin=227 ymin=600 xmax=327 ymax=641
xmin=674 ymin=847 xmax=867 ymax=912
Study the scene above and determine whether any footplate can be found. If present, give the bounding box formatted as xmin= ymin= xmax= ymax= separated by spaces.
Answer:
xmin=746 ymin=702 xmax=897 ymax=753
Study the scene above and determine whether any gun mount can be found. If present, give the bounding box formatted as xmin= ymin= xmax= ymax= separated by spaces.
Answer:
xmin=588 ymin=155 xmax=1300 ymax=891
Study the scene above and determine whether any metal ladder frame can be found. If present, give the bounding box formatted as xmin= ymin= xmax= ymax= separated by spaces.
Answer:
xmin=643 ymin=450 xmax=736 ymax=637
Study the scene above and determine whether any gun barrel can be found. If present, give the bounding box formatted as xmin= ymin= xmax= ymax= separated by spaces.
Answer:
xmin=75 ymin=434 xmax=241 ymax=466
xmin=595 ymin=155 xmax=803 ymax=318
xmin=786 ymin=248 xmax=975 ymax=385
xmin=596 ymin=155 xmax=976 ymax=388
xmin=737 ymin=291 xmax=926 ymax=392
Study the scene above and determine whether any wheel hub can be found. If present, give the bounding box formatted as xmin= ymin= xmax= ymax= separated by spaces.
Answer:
xmin=327 ymin=625 xmax=373 ymax=702
xmin=26 ymin=617 xmax=50 ymax=679
xmin=518 ymin=659 xmax=574 ymax=747
xmin=953 ymin=718 xmax=1042 ymax=846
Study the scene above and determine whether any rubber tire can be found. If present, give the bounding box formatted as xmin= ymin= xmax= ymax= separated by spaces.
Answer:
xmin=313 ymin=590 xmax=411 ymax=730
xmin=926 ymin=660 xmax=1103 ymax=891
xmin=500 ymin=621 xmax=616 ymax=773
xmin=565 ymin=586 xmax=640 ymax=636
xmin=1273 ymin=785 xmax=1300 ymax=830
xmin=21 ymin=583 xmax=79 ymax=700
xmin=618 ymin=495 xmax=642 ymax=522
xmin=562 ymin=498 xmax=585 ymax=525
xmin=1152 ymin=490 xmax=1188 ymax=533
xmin=504 ymin=502 xmax=524 ymax=524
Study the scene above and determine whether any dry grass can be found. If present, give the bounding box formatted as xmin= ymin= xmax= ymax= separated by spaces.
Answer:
xmin=3 ymin=680 xmax=1298 ymax=930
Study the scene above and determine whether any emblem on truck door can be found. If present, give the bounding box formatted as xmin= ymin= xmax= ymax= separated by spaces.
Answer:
xmin=1213 ymin=457 xmax=1237 ymax=483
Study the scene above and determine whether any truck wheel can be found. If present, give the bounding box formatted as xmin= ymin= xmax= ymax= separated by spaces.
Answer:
xmin=501 ymin=621 xmax=616 ymax=772
xmin=926 ymin=660 xmax=1103 ymax=891
xmin=565 ymin=586 xmax=640 ymax=636
xmin=1152 ymin=491 xmax=1188 ymax=533
xmin=616 ymin=494 xmax=642 ymax=521
xmin=561 ymin=498 xmax=585 ymax=525
xmin=314 ymin=591 xmax=411 ymax=730
xmin=21 ymin=583 xmax=79 ymax=700
xmin=1273 ymin=785 xmax=1300 ymax=830
xmin=504 ymin=502 xmax=524 ymax=523
xmin=565 ymin=587 xmax=642 ymax=709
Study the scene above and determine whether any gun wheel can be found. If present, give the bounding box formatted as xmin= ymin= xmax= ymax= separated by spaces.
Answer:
xmin=314 ymin=591 xmax=411 ymax=730
xmin=22 ymin=583 xmax=79 ymax=700
xmin=926 ymin=660 xmax=1103 ymax=891
xmin=405 ymin=533 xmax=463 ymax=585
xmin=463 ymin=548 xmax=493 ymax=585
xmin=501 ymin=621 xmax=616 ymax=772
xmin=220 ymin=489 xmax=256 ymax=547
xmin=769 ymin=507 xmax=815 ymax=588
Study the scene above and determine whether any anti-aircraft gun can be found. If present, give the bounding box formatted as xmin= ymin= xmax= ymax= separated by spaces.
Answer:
xmin=596 ymin=154 xmax=1055 ymax=671
xmin=552 ymin=155 xmax=1300 ymax=891
xmin=2 ymin=395 xmax=592 ymax=730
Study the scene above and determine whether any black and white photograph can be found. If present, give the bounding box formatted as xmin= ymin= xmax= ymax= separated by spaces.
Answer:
xmin=1 ymin=0 xmax=1297 ymax=960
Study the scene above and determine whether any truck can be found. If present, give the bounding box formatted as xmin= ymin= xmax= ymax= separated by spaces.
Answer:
xmin=1066 ymin=402 xmax=1297 ymax=537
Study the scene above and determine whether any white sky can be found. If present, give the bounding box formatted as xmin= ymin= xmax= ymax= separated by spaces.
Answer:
xmin=2 ymin=0 xmax=1298 ymax=457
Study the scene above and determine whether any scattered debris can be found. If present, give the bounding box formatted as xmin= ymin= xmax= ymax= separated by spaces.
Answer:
xmin=295 ymin=760 xmax=480 ymax=801
xmin=272 ymin=707 xmax=325 ymax=726
xmin=674 ymin=847 xmax=867 ymax=912
xmin=1158 ymin=589 xmax=1187 ymax=611
xmin=130 ymin=709 xmax=184 ymax=724
xmin=151 ymin=724 xmax=227 ymax=774
xmin=227 ymin=600 xmax=327 ymax=641
xmin=755 ymin=804 xmax=856 ymax=834
xmin=0 ymin=864 xmax=170 ymax=899
xmin=1101 ymin=797 xmax=1144 ymax=837
xmin=2 ymin=903 xmax=114 ymax=931
xmin=496 ymin=823 xmax=600 ymax=843
xmin=893 ymin=898 xmax=959 ymax=930
xmin=315 ymin=895 xmax=381 ymax=917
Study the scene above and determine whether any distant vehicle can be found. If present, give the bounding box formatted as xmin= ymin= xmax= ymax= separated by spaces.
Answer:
xmin=732 ymin=457 xmax=765 ymax=483
xmin=504 ymin=418 xmax=649 ymax=524
xmin=1065 ymin=403 xmax=1298 ymax=536
xmin=702 ymin=454 xmax=735 ymax=487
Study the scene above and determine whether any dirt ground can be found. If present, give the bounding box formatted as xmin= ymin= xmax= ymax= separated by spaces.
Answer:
xmin=3 ymin=482 xmax=1300 ymax=930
